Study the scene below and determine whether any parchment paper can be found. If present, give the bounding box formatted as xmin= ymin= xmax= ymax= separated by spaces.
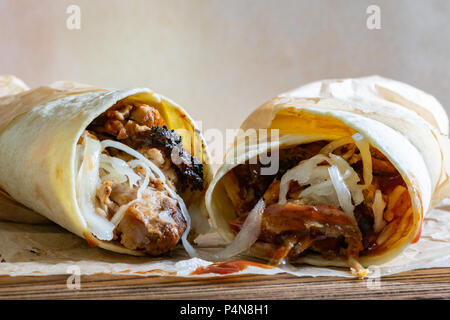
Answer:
xmin=1 ymin=198 xmax=449 ymax=279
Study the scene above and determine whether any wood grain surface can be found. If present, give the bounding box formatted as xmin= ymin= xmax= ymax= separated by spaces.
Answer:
xmin=0 ymin=267 xmax=449 ymax=300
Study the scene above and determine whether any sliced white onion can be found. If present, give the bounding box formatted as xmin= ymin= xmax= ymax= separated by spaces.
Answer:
xmin=372 ymin=189 xmax=387 ymax=233
xmin=76 ymin=137 xmax=115 ymax=240
xmin=110 ymin=199 xmax=141 ymax=226
xmin=352 ymin=133 xmax=373 ymax=188
xmin=101 ymin=140 xmax=164 ymax=182
xmin=77 ymin=137 xmax=195 ymax=257
xmin=300 ymin=180 xmax=335 ymax=197
xmin=108 ymin=160 xmax=152 ymax=227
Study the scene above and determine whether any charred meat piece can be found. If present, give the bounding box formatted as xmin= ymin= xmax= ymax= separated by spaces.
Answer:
xmin=233 ymin=163 xmax=275 ymax=202
xmin=354 ymin=203 xmax=376 ymax=251
xmin=132 ymin=125 xmax=204 ymax=192
xmin=98 ymin=180 xmax=187 ymax=256
xmin=350 ymin=147 xmax=399 ymax=176
xmin=116 ymin=193 xmax=187 ymax=256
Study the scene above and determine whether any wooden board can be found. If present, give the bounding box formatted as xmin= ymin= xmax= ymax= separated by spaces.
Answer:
xmin=0 ymin=267 xmax=449 ymax=299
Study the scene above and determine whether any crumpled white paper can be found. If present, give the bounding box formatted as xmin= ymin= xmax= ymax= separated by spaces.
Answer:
xmin=1 ymin=198 xmax=449 ymax=279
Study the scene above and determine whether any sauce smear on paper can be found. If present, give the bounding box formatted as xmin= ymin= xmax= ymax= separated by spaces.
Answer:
xmin=191 ymin=260 xmax=274 ymax=275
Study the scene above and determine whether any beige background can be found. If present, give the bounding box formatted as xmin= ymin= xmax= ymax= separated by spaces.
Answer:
xmin=0 ymin=0 xmax=449 ymax=151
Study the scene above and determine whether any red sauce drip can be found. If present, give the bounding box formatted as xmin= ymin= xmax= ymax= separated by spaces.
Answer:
xmin=190 ymin=260 xmax=274 ymax=275
xmin=412 ymin=214 xmax=423 ymax=244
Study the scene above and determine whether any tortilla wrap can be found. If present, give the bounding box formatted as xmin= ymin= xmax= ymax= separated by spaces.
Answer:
xmin=206 ymin=76 xmax=450 ymax=271
xmin=0 ymin=75 xmax=213 ymax=256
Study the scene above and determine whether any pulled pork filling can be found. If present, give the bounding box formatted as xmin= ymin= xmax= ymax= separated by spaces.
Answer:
xmin=223 ymin=135 xmax=413 ymax=270
xmin=77 ymin=99 xmax=204 ymax=255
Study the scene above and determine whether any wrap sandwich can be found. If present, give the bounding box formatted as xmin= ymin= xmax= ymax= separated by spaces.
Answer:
xmin=206 ymin=76 xmax=450 ymax=276
xmin=0 ymin=75 xmax=213 ymax=257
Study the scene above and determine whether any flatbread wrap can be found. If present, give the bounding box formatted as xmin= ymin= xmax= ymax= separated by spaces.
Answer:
xmin=205 ymin=76 xmax=450 ymax=276
xmin=0 ymin=75 xmax=213 ymax=257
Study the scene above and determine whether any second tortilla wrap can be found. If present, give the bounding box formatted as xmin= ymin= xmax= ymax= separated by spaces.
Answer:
xmin=0 ymin=75 xmax=213 ymax=256
xmin=206 ymin=76 xmax=450 ymax=275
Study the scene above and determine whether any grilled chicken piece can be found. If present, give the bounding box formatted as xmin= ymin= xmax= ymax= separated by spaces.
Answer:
xmin=229 ymin=203 xmax=363 ymax=265
xmin=89 ymin=101 xmax=165 ymax=140
xmin=225 ymin=142 xmax=327 ymax=216
xmin=94 ymin=165 xmax=187 ymax=255
xmin=106 ymin=182 xmax=186 ymax=256
xmin=86 ymin=99 xmax=206 ymax=256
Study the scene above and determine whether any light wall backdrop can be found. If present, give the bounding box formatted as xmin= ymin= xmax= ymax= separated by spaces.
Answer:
xmin=1 ymin=0 xmax=449 ymax=151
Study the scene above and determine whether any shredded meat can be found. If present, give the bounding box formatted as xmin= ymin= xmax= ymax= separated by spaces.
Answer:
xmin=116 ymin=188 xmax=187 ymax=256
xmin=354 ymin=204 xmax=376 ymax=251
xmin=95 ymin=181 xmax=117 ymax=219
xmin=85 ymin=97 xmax=204 ymax=255
xmin=371 ymin=148 xmax=398 ymax=174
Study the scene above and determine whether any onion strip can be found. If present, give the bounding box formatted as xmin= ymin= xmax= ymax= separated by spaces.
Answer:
xmin=372 ymin=190 xmax=387 ymax=233
xmin=319 ymin=136 xmax=354 ymax=155
xmin=279 ymin=154 xmax=332 ymax=204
